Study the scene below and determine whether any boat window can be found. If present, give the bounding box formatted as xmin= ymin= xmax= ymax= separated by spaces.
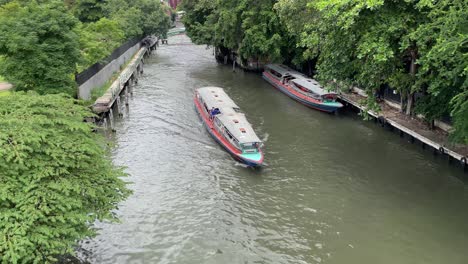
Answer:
xmin=242 ymin=143 xmax=259 ymax=153
xmin=225 ymin=129 xmax=233 ymax=140
xmin=233 ymin=107 xmax=242 ymax=113
xmin=322 ymin=94 xmax=337 ymax=102
xmin=269 ymin=69 xmax=282 ymax=78
xmin=284 ymin=75 xmax=295 ymax=82
xmin=293 ymin=82 xmax=310 ymax=93
xmin=214 ymin=117 xmax=222 ymax=127
xmin=233 ymin=138 xmax=241 ymax=149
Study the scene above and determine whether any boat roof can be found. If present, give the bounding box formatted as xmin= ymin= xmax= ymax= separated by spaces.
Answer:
xmin=291 ymin=78 xmax=337 ymax=96
xmin=197 ymin=87 xmax=261 ymax=144
xmin=265 ymin=64 xmax=308 ymax=79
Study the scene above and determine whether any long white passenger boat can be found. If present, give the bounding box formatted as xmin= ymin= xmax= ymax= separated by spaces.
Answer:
xmin=263 ymin=64 xmax=343 ymax=113
xmin=194 ymin=87 xmax=264 ymax=167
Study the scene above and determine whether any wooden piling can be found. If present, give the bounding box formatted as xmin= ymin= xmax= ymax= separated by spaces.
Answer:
xmin=125 ymin=87 xmax=129 ymax=105
xmin=108 ymin=111 xmax=115 ymax=132
xmin=116 ymin=96 xmax=122 ymax=116
xmin=129 ymin=78 xmax=133 ymax=95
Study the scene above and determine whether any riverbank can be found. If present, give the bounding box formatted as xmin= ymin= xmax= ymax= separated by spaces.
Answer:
xmin=340 ymin=91 xmax=468 ymax=169
xmin=216 ymin=55 xmax=468 ymax=170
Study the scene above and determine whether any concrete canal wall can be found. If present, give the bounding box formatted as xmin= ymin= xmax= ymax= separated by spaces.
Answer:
xmin=91 ymin=37 xmax=159 ymax=130
xmin=339 ymin=92 xmax=468 ymax=172
xmin=78 ymin=43 xmax=141 ymax=100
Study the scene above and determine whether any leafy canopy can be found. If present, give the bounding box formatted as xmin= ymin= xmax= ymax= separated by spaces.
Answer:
xmin=0 ymin=0 xmax=80 ymax=96
xmin=183 ymin=0 xmax=468 ymax=142
xmin=0 ymin=92 xmax=131 ymax=263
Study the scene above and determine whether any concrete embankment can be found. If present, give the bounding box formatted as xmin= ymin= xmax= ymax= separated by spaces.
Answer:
xmin=91 ymin=37 xmax=158 ymax=129
xmin=78 ymin=43 xmax=142 ymax=100
xmin=339 ymin=91 xmax=468 ymax=171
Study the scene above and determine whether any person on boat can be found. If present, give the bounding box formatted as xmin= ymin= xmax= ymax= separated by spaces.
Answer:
xmin=209 ymin=107 xmax=215 ymax=120
xmin=210 ymin=107 xmax=220 ymax=120
xmin=282 ymin=73 xmax=290 ymax=84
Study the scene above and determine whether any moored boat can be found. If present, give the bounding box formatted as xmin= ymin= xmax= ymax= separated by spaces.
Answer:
xmin=262 ymin=64 xmax=343 ymax=113
xmin=194 ymin=87 xmax=264 ymax=167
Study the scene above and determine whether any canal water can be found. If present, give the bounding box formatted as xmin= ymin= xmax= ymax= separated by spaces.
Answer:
xmin=80 ymin=34 xmax=468 ymax=264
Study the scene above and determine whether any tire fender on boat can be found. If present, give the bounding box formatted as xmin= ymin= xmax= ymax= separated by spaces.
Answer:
xmin=439 ymin=147 xmax=445 ymax=154
xmin=378 ymin=116 xmax=386 ymax=127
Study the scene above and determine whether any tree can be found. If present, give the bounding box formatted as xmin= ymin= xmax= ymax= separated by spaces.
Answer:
xmin=412 ymin=0 xmax=468 ymax=142
xmin=0 ymin=92 xmax=131 ymax=263
xmin=180 ymin=0 xmax=468 ymax=142
xmin=0 ymin=1 xmax=80 ymax=96
xmin=107 ymin=6 xmax=144 ymax=39
xmin=134 ymin=0 xmax=171 ymax=36
xmin=77 ymin=17 xmax=125 ymax=71
xmin=182 ymin=0 xmax=288 ymax=62
xmin=180 ymin=0 xmax=218 ymax=45
xmin=70 ymin=0 xmax=106 ymax=23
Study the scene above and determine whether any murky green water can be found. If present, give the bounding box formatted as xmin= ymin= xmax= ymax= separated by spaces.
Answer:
xmin=80 ymin=34 xmax=468 ymax=264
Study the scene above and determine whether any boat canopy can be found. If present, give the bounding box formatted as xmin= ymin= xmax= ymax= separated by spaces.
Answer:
xmin=291 ymin=78 xmax=338 ymax=97
xmin=265 ymin=64 xmax=308 ymax=79
xmin=197 ymin=87 xmax=262 ymax=144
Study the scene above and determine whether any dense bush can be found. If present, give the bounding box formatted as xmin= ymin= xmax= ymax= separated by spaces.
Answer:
xmin=0 ymin=1 xmax=80 ymax=95
xmin=0 ymin=92 xmax=131 ymax=263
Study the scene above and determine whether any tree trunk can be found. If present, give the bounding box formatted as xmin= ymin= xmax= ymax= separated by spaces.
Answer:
xmin=406 ymin=93 xmax=414 ymax=115
xmin=401 ymin=94 xmax=406 ymax=113
xmin=405 ymin=49 xmax=418 ymax=115
xmin=308 ymin=60 xmax=313 ymax=77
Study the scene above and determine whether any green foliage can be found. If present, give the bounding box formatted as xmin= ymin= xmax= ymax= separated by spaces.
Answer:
xmin=0 ymin=92 xmax=131 ymax=263
xmin=76 ymin=18 xmax=125 ymax=72
xmin=183 ymin=0 xmax=468 ymax=143
xmin=412 ymin=0 xmax=468 ymax=140
xmin=70 ymin=0 xmax=105 ymax=23
xmin=181 ymin=0 xmax=218 ymax=45
xmin=182 ymin=0 xmax=289 ymax=61
xmin=0 ymin=0 xmax=171 ymax=95
xmin=108 ymin=6 xmax=144 ymax=39
xmin=0 ymin=0 xmax=80 ymax=96
xmin=136 ymin=0 xmax=171 ymax=36
xmin=72 ymin=0 xmax=170 ymax=70
xmin=450 ymin=91 xmax=468 ymax=143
